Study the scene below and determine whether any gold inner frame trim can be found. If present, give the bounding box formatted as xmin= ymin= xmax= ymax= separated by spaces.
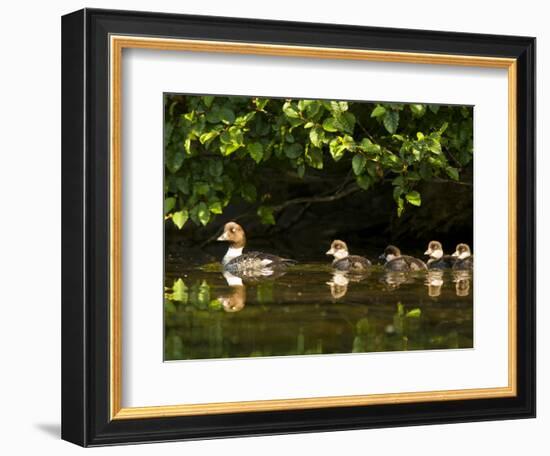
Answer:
xmin=109 ymin=35 xmax=518 ymax=420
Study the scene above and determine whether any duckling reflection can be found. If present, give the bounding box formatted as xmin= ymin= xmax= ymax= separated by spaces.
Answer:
xmin=453 ymin=270 xmax=472 ymax=297
xmin=326 ymin=270 xmax=369 ymax=299
xmin=218 ymin=271 xmax=247 ymax=312
xmin=425 ymin=269 xmax=444 ymax=297
xmin=381 ymin=271 xmax=409 ymax=291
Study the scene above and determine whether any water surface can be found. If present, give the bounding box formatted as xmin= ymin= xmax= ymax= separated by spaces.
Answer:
xmin=164 ymin=263 xmax=473 ymax=361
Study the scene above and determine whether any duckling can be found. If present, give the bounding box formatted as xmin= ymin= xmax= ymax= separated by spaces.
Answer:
xmin=379 ymin=245 xmax=427 ymax=272
xmin=451 ymin=243 xmax=474 ymax=271
xmin=216 ymin=222 xmax=296 ymax=275
xmin=424 ymin=240 xmax=456 ymax=269
xmin=326 ymin=240 xmax=371 ymax=273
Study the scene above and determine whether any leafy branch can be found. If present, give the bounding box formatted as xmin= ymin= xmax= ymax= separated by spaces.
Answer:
xmin=164 ymin=96 xmax=473 ymax=228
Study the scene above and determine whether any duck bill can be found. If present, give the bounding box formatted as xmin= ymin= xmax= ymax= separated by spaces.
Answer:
xmin=424 ymin=249 xmax=432 ymax=256
xmin=217 ymin=232 xmax=228 ymax=241
xmin=378 ymin=253 xmax=386 ymax=260
xmin=326 ymin=249 xmax=335 ymax=256
xmin=451 ymin=252 xmax=459 ymax=257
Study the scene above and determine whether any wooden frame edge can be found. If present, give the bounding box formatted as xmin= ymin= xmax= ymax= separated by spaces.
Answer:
xmin=109 ymin=35 xmax=518 ymax=421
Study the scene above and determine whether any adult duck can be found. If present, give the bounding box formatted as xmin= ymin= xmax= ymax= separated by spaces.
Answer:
xmin=217 ymin=222 xmax=296 ymax=275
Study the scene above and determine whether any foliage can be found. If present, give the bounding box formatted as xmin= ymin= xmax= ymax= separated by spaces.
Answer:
xmin=164 ymin=95 xmax=473 ymax=229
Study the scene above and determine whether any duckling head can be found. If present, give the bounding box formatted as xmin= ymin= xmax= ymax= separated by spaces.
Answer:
xmin=424 ymin=240 xmax=444 ymax=259
xmin=379 ymin=245 xmax=401 ymax=262
xmin=452 ymin=243 xmax=472 ymax=260
xmin=217 ymin=221 xmax=246 ymax=248
xmin=326 ymin=240 xmax=349 ymax=260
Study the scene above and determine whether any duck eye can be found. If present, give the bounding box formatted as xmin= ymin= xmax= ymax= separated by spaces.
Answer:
xmin=231 ymin=228 xmax=236 ymax=233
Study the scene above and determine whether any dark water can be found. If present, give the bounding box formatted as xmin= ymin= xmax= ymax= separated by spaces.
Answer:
xmin=164 ymin=263 xmax=473 ymax=361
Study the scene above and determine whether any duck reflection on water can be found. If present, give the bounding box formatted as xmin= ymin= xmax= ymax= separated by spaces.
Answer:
xmin=218 ymin=267 xmax=289 ymax=312
xmin=425 ymin=269 xmax=445 ymax=297
xmin=326 ymin=270 xmax=369 ymax=299
xmin=218 ymin=271 xmax=247 ymax=313
xmin=453 ymin=270 xmax=472 ymax=297
xmin=381 ymin=271 xmax=412 ymax=291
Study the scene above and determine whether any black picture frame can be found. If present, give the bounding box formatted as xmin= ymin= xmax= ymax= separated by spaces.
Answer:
xmin=62 ymin=8 xmax=536 ymax=447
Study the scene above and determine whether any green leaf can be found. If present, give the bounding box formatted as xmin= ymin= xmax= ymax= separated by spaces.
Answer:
xmin=220 ymin=142 xmax=241 ymax=156
xmin=254 ymin=98 xmax=269 ymax=110
xmin=164 ymin=197 xmax=176 ymax=214
xmin=241 ymin=183 xmax=257 ymax=202
xmin=209 ymin=201 xmax=223 ymax=214
xmin=247 ymin=142 xmax=264 ymax=164
xmin=322 ymin=117 xmax=339 ymax=132
xmin=297 ymin=163 xmax=305 ymax=178
xmin=196 ymin=202 xmax=210 ymax=226
xmin=184 ymin=138 xmax=193 ymax=155
xmin=166 ymin=151 xmax=184 ymax=173
xmin=405 ymin=190 xmax=421 ymax=206
xmin=205 ymin=108 xmax=221 ymax=123
xmin=340 ymin=112 xmax=356 ymax=134
xmin=234 ymin=112 xmax=255 ymax=127
xmin=393 ymin=186 xmax=403 ymax=203
xmin=218 ymin=107 xmax=235 ymax=124
xmin=202 ymin=96 xmax=215 ymax=108
xmin=366 ymin=161 xmax=378 ymax=178
xmin=309 ymin=126 xmax=324 ymax=147
xmin=397 ymin=197 xmax=405 ymax=217
xmin=330 ymin=101 xmax=349 ymax=114
xmin=356 ymin=174 xmax=372 ymax=190
xmin=427 ymin=139 xmax=442 ymax=154
xmin=208 ymin=160 xmax=223 ymax=177
xmin=446 ymin=166 xmax=460 ymax=181
xmin=199 ymin=130 xmax=219 ymax=144
xmin=405 ymin=308 xmax=422 ymax=318
xmin=352 ymin=154 xmax=367 ymax=175
xmin=172 ymin=210 xmax=188 ymax=229
xmin=194 ymin=182 xmax=209 ymax=195
xmin=410 ymin=104 xmax=426 ymax=117
xmin=383 ymin=111 xmax=399 ymax=134
xmin=329 ymin=138 xmax=346 ymax=161
xmin=257 ymin=206 xmax=276 ymax=225
xmin=304 ymin=122 xmax=315 ymax=129
xmin=360 ymin=138 xmax=381 ymax=154
xmin=285 ymin=143 xmax=302 ymax=159
xmin=428 ymin=104 xmax=440 ymax=114
xmin=370 ymin=105 xmax=386 ymax=118
xmin=175 ymin=176 xmax=190 ymax=194
xmin=283 ymin=102 xmax=300 ymax=119
xmin=305 ymin=146 xmax=323 ymax=169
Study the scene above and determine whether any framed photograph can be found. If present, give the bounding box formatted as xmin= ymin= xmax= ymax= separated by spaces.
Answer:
xmin=61 ymin=8 xmax=535 ymax=447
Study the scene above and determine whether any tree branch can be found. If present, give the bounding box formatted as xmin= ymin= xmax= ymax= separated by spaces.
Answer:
xmin=431 ymin=178 xmax=472 ymax=187
xmin=271 ymin=183 xmax=361 ymax=212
